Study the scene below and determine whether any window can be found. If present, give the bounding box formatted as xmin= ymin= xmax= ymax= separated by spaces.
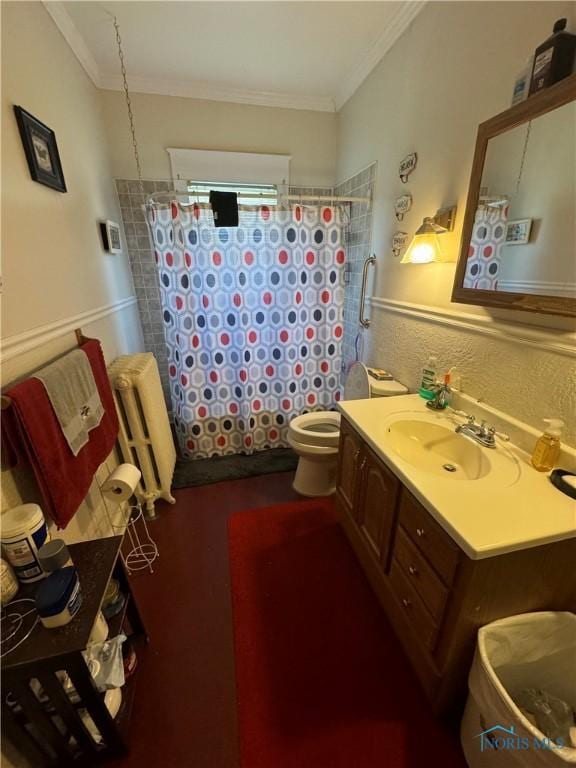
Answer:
xmin=186 ymin=180 xmax=278 ymax=206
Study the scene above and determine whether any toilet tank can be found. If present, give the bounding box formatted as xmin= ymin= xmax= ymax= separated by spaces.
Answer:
xmin=370 ymin=378 xmax=408 ymax=398
xmin=344 ymin=363 xmax=407 ymax=400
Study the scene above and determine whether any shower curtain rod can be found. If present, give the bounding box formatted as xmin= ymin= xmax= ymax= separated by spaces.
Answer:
xmin=146 ymin=190 xmax=371 ymax=204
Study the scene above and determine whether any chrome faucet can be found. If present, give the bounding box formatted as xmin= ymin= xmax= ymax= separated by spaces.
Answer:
xmin=426 ymin=381 xmax=451 ymax=411
xmin=455 ymin=415 xmax=509 ymax=448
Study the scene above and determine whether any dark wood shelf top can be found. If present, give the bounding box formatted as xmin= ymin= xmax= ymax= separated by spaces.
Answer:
xmin=2 ymin=536 xmax=122 ymax=670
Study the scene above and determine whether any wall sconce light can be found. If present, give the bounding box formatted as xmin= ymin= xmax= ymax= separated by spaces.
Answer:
xmin=400 ymin=206 xmax=457 ymax=264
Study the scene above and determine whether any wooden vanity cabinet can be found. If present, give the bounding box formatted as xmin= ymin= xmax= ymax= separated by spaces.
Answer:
xmin=335 ymin=417 xmax=576 ymax=716
xmin=336 ymin=418 xmax=399 ymax=566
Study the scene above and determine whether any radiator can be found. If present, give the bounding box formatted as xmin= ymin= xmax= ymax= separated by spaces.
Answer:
xmin=108 ymin=353 xmax=176 ymax=517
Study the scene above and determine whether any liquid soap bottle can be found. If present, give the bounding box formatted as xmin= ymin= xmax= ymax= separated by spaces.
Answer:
xmin=531 ymin=418 xmax=564 ymax=472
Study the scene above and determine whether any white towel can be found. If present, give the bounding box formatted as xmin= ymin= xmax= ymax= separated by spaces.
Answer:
xmin=35 ymin=349 xmax=104 ymax=456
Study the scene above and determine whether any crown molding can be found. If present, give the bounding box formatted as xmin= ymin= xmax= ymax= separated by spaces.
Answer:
xmin=42 ymin=1 xmax=101 ymax=87
xmin=98 ymin=73 xmax=336 ymax=113
xmin=334 ymin=1 xmax=426 ymax=110
xmin=43 ymin=0 xmax=423 ymax=113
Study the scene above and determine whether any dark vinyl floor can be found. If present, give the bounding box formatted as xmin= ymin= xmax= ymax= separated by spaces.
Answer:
xmin=112 ymin=472 xmax=301 ymax=768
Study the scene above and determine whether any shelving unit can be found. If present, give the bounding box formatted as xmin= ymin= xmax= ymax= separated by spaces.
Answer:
xmin=1 ymin=536 xmax=148 ymax=766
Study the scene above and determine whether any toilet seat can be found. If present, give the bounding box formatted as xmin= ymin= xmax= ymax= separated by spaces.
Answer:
xmin=288 ymin=363 xmax=408 ymax=497
xmin=288 ymin=411 xmax=341 ymax=448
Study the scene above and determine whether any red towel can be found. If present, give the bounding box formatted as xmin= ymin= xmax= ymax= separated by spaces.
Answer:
xmin=2 ymin=340 xmax=119 ymax=529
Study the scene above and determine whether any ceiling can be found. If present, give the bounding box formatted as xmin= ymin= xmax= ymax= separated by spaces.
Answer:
xmin=50 ymin=1 xmax=425 ymax=112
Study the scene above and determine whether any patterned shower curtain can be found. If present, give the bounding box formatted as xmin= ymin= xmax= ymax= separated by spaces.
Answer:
xmin=146 ymin=202 xmax=347 ymax=459
xmin=464 ymin=203 xmax=509 ymax=290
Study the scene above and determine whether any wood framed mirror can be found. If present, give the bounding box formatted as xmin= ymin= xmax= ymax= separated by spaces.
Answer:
xmin=452 ymin=75 xmax=576 ymax=318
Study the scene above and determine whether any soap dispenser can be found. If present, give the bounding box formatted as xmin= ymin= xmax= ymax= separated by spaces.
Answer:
xmin=531 ymin=418 xmax=564 ymax=472
xmin=419 ymin=354 xmax=438 ymax=400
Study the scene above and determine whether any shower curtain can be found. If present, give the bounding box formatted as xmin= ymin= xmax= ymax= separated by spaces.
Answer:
xmin=147 ymin=202 xmax=347 ymax=459
xmin=464 ymin=204 xmax=508 ymax=290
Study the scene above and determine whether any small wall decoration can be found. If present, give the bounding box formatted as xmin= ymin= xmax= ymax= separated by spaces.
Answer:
xmin=100 ymin=220 xmax=123 ymax=253
xmin=394 ymin=193 xmax=413 ymax=221
xmin=14 ymin=106 xmax=66 ymax=192
xmin=505 ymin=218 xmax=533 ymax=245
xmin=399 ymin=152 xmax=417 ymax=183
xmin=391 ymin=231 xmax=409 ymax=257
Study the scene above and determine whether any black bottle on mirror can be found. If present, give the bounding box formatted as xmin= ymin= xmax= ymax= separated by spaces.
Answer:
xmin=529 ymin=18 xmax=576 ymax=95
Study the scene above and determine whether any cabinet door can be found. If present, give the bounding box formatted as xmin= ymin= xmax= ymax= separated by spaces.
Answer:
xmin=356 ymin=447 xmax=400 ymax=565
xmin=335 ymin=418 xmax=363 ymax=518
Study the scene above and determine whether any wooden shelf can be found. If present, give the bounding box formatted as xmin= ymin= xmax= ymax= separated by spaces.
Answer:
xmin=2 ymin=536 xmax=123 ymax=670
xmin=2 ymin=537 xmax=149 ymax=766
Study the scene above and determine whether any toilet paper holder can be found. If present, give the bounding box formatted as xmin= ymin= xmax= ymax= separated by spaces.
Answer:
xmin=100 ymin=464 xmax=159 ymax=575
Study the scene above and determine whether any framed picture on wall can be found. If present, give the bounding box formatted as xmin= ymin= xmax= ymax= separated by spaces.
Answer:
xmin=100 ymin=220 xmax=123 ymax=253
xmin=13 ymin=106 xmax=67 ymax=192
xmin=505 ymin=218 xmax=533 ymax=245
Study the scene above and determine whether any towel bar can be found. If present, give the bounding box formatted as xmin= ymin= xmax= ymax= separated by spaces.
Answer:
xmin=1 ymin=328 xmax=91 ymax=410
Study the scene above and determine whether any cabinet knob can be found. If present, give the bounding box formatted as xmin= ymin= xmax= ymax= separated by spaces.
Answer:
xmin=408 ymin=565 xmax=418 ymax=576
xmin=416 ymin=528 xmax=425 ymax=538
xmin=354 ymin=449 xmax=360 ymax=461
xmin=402 ymin=598 xmax=411 ymax=609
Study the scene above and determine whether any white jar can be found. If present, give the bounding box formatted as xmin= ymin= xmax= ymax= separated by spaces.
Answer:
xmin=1 ymin=559 xmax=19 ymax=605
xmin=88 ymin=611 xmax=109 ymax=645
xmin=1 ymin=504 xmax=49 ymax=583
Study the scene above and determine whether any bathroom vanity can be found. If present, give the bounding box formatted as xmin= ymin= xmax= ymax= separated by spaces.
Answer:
xmin=335 ymin=395 xmax=576 ymax=715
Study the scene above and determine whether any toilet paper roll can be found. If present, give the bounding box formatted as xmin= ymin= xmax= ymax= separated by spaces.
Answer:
xmin=101 ymin=464 xmax=141 ymax=502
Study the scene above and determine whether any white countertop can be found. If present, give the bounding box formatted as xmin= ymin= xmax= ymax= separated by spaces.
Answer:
xmin=338 ymin=394 xmax=576 ymax=560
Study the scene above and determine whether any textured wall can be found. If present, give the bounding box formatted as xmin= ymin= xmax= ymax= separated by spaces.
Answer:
xmin=336 ymin=0 xmax=576 ymax=445
xmin=366 ymin=305 xmax=576 ymax=446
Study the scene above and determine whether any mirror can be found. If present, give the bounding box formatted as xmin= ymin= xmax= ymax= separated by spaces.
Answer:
xmin=452 ymin=75 xmax=576 ymax=317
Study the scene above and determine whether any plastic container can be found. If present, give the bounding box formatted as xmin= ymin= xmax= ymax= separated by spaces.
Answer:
xmin=419 ymin=354 xmax=438 ymax=400
xmin=38 ymin=539 xmax=73 ymax=574
xmin=531 ymin=419 xmax=564 ymax=472
xmin=529 ymin=18 xmax=576 ymax=95
xmin=461 ymin=612 xmax=576 ymax=766
xmin=34 ymin=566 xmax=83 ymax=628
xmin=1 ymin=558 xmax=19 ymax=605
xmin=1 ymin=503 xmax=49 ymax=583
xmin=512 ymin=56 xmax=534 ymax=105
xmin=88 ymin=611 xmax=109 ymax=645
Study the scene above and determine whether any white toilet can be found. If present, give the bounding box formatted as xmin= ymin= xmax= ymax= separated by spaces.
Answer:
xmin=288 ymin=362 xmax=408 ymax=497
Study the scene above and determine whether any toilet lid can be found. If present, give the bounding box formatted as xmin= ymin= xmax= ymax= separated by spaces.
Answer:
xmin=370 ymin=378 xmax=408 ymax=396
xmin=344 ymin=363 xmax=371 ymax=400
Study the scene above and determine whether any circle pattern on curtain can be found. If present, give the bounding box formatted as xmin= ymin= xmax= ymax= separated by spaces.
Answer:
xmin=148 ymin=202 xmax=347 ymax=459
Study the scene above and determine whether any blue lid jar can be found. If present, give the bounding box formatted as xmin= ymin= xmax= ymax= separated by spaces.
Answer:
xmin=34 ymin=567 xmax=82 ymax=627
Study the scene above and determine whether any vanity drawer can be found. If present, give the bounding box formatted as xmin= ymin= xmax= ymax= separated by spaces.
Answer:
xmin=398 ymin=491 xmax=460 ymax=586
xmin=393 ymin=527 xmax=449 ymax=624
xmin=389 ymin=560 xmax=438 ymax=651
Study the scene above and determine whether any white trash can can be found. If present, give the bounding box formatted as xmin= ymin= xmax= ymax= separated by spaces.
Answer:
xmin=461 ymin=612 xmax=576 ymax=767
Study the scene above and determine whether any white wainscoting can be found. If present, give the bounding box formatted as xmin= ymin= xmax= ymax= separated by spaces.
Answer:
xmin=1 ymin=296 xmax=138 ymax=362
xmin=369 ymin=297 xmax=576 ymax=359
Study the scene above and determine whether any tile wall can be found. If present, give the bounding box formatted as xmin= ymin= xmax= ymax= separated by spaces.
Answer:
xmin=334 ymin=163 xmax=376 ymax=378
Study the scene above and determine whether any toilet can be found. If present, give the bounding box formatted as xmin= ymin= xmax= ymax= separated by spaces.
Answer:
xmin=288 ymin=362 xmax=408 ymax=497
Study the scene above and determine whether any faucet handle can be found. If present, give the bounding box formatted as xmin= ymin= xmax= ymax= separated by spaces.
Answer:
xmin=488 ymin=425 xmax=510 ymax=442
xmin=466 ymin=414 xmax=476 ymax=425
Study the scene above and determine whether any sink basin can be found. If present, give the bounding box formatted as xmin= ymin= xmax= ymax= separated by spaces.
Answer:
xmin=385 ymin=419 xmax=491 ymax=480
